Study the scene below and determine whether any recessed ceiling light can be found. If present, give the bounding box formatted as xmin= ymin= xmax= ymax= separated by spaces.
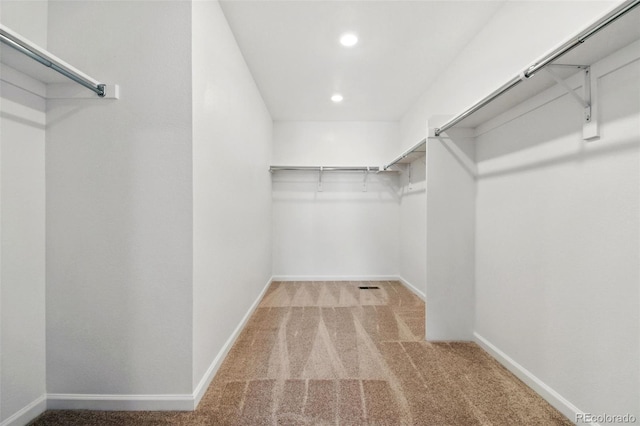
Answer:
xmin=331 ymin=94 xmax=343 ymax=103
xmin=340 ymin=33 xmax=358 ymax=47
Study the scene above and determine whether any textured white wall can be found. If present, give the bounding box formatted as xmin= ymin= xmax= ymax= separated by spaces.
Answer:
xmin=400 ymin=1 xmax=620 ymax=339
xmin=0 ymin=79 xmax=47 ymax=425
xmin=273 ymin=121 xmax=399 ymax=167
xmin=0 ymin=2 xmax=48 ymax=423
xmin=475 ymin=57 xmax=639 ymax=419
xmin=46 ymin=1 xmax=194 ymax=395
xmin=0 ymin=0 xmax=48 ymax=47
xmin=192 ymin=0 xmax=273 ymax=392
xmin=272 ymin=121 xmax=400 ymax=279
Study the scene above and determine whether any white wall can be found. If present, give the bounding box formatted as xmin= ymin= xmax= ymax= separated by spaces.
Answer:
xmin=0 ymin=0 xmax=48 ymax=47
xmin=0 ymin=2 xmax=48 ymax=424
xmin=192 ymin=0 xmax=273 ymax=399
xmin=425 ymin=129 xmax=476 ymax=340
xmin=475 ymin=52 xmax=639 ymax=420
xmin=398 ymin=156 xmax=426 ymax=297
xmin=272 ymin=121 xmax=400 ymax=279
xmin=395 ymin=0 xmax=617 ymax=320
xmin=45 ymin=1 xmax=194 ymax=398
xmin=400 ymin=1 xmax=621 ymax=340
xmin=0 ymin=72 xmax=47 ymax=426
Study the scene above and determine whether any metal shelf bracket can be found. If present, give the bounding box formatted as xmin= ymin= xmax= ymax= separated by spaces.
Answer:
xmin=545 ymin=64 xmax=592 ymax=123
xmin=546 ymin=64 xmax=599 ymax=140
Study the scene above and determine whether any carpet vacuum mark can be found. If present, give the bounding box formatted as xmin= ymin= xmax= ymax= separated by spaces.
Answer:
xmin=32 ymin=281 xmax=571 ymax=425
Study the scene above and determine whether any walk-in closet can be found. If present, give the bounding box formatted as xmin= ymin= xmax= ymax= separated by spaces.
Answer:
xmin=1 ymin=0 xmax=638 ymax=425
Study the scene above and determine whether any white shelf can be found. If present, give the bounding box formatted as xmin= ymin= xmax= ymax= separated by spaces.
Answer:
xmin=270 ymin=138 xmax=426 ymax=175
xmin=0 ymin=24 xmax=118 ymax=99
xmin=442 ymin=2 xmax=640 ymax=132
xmin=270 ymin=166 xmax=397 ymax=173
xmin=384 ymin=138 xmax=426 ymax=169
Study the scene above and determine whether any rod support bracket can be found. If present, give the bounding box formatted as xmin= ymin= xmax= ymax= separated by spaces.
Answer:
xmin=545 ymin=64 xmax=599 ymax=140
xmin=545 ymin=65 xmax=591 ymax=121
xmin=583 ymin=67 xmax=592 ymax=123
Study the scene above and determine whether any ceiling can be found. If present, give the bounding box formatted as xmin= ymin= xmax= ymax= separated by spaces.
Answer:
xmin=220 ymin=1 xmax=506 ymax=121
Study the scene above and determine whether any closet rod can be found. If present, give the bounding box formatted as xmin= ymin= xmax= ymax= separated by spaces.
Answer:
xmin=270 ymin=166 xmax=382 ymax=172
xmin=0 ymin=26 xmax=106 ymax=97
xmin=434 ymin=0 xmax=640 ymax=136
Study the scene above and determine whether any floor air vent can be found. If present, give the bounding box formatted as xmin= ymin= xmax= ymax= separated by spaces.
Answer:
xmin=359 ymin=286 xmax=380 ymax=289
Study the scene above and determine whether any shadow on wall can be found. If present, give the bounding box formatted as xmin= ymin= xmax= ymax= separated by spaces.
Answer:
xmin=478 ymin=136 xmax=638 ymax=180
xmin=434 ymin=89 xmax=640 ymax=182
xmin=475 ymin=87 xmax=640 ymax=179
xmin=0 ymin=83 xmax=46 ymax=129
xmin=1 ymin=110 xmax=46 ymax=130
xmin=45 ymin=99 xmax=115 ymax=128
xmin=434 ymin=136 xmax=477 ymax=180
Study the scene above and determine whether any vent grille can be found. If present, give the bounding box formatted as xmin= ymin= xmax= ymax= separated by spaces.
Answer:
xmin=358 ymin=286 xmax=380 ymax=290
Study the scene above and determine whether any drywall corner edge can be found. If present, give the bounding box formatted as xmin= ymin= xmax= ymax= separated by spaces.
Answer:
xmin=0 ymin=395 xmax=47 ymax=426
xmin=398 ymin=276 xmax=426 ymax=301
xmin=474 ymin=332 xmax=591 ymax=425
xmin=44 ymin=277 xmax=273 ymax=412
xmin=192 ymin=276 xmax=273 ymax=409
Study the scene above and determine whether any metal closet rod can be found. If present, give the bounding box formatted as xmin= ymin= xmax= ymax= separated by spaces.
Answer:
xmin=434 ymin=0 xmax=640 ymax=136
xmin=270 ymin=166 xmax=383 ymax=172
xmin=0 ymin=26 xmax=106 ymax=97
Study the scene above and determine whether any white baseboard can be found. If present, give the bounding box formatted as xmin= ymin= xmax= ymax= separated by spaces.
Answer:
xmin=38 ymin=276 xmax=424 ymax=414
xmin=46 ymin=393 xmax=193 ymax=411
xmin=191 ymin=276 xmax=273 ymax=408
xmin=0 ymin=394 xmax=47 ymax=426
xmin=474 ymin=332 xmax=591 ymax=425
xmin=397 ymin=276 xmax=426 ymax=300
xmin=272 ymin=275 xmax=400 ymax=282
xmin=271 ymin=275 xmax=426 ymax=301
xmin=45 ymin=276 xmax=274 ymax=413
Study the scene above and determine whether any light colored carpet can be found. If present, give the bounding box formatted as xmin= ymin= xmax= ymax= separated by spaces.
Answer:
xmin=32 ymin=281 xmax=572 ymax=425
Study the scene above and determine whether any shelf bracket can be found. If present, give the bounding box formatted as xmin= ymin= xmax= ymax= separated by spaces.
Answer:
xmin=545 ymin=65 xmax=591 ymax=122
xmin=318 ymin=166 xmax=323 ymax=192
xmin=546 ymin=64 xmax=599 ymax=140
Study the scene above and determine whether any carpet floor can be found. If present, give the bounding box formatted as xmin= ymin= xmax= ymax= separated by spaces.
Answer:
xmin=31 ymin=281 xmax=572 ymax=425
